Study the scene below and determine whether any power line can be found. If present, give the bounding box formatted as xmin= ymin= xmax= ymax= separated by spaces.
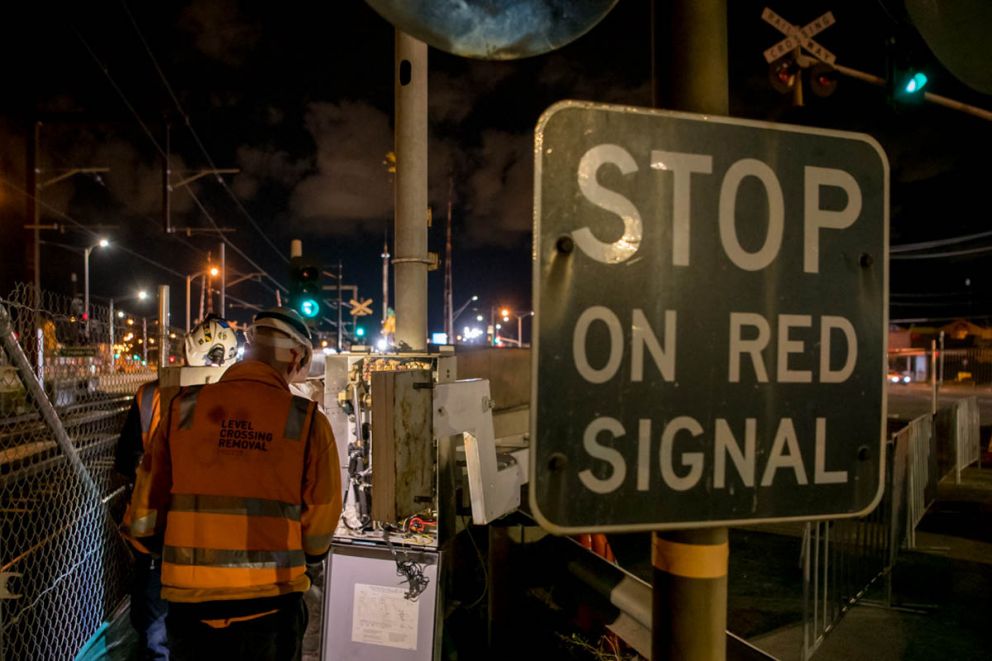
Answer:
xmin=72 ymin=27 xmax=165 ymax=156
xmin=891 ymin=244 xmax=992 ymax=260
xmin=185 ymin=188 xmax=287 ymax=292
xmin=0 ymin=174 xmax=185 ymax=281
xmin=891 ymin=228 xmax=992 ymax=253
xmin=73 ymin=21 xmax=287 ymax=296
xmin=118 ymin=0 xmax=289 ymax=266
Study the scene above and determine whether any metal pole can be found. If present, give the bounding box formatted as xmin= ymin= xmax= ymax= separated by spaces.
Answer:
xmin=290 ymin=239 xmax=302 ymax=258
xmin=220 ymin=242 xmax=226 ymax=318
xmin=337 ymin=259 xmax=343 ymax=349
xmin=163 ymin=121 xmax=171 ymax=234
xmin=84 ymin=247 xmax=91 ymax=337
xmin=654 ymin=1 xmax=729 ymax=659
xmin=36 ymin=327 xmax=44 ymax=386
xmin=109 ymin=298 xmax=115 ymax=364
xmin=393 ymin=29 xmax=428 ymax=351
xmin=158 ymin=285 xmax=170 ymax=369
xmin=939 ymin=330 xmax=945 ymax=386
xmin=381 ymin=241 xmax=390 ymax=322
xmin=185 ymin=275 xmax=192 ymax=333
xmin=517 ymin=314 xmax=523 ymax=346
xmin=32 ymin=121 xmax=42 ymax=312
xmin=931 ymin=339 xmax=938 ymax=416
xmin=142 ymin=317 xmax=148 ymax=363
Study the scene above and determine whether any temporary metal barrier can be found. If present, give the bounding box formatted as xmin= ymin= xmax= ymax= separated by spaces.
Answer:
xmin=900 ymin=415 xmax=933 ymax=549
xmin=800 ymin=394 xmax=983 ymax=659
xmin=801 ymin=462 xmax=895 ymax=661
xmin=953 ymin=397 xmax=981 ymax=483
xmin=0 ymin=284 xmax=167 ymax=661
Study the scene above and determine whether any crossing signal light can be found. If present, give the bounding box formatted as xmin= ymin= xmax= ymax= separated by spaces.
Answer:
xmin=355 ymin=325 xmax=365 ymax=338
xmin=886 ymin=38 xmax=928 ymax=105
xmin=289 ymin=257 xmax=322 ymax=319
xmin=768 ymin=56 xmax=799 ymax=94
xmin=809 ymin=63 xmax=837 ymax=98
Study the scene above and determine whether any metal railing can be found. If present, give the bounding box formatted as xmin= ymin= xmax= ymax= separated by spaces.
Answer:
xmin=800 ymin=395 xmax=982 ymax=659
xmin=0 ymin=284 xmax=164 ymax=660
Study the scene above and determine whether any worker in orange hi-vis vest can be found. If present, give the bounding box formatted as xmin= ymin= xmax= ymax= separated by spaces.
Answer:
xmin=126 ymin=307 xmax=341 ymax=661
xmin=115 ymin=315 xmax=241 ymax=661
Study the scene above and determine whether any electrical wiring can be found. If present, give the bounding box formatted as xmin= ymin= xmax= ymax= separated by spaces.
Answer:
xmin=184 ymin=188 xmax=288 ymax=292
xmin=891 ymin=228 xmax=992 ymax=253
xmin=460 ymin=516 xmax=489 ymax=611
xmin=891 ymin=244 xmax=992 ymax=259
xmin=0 ymin=174 xmax=187 ymax=281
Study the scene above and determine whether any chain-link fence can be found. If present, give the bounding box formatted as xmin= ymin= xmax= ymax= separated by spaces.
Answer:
xmin=0 ymin=283 xmax=174 ymax=660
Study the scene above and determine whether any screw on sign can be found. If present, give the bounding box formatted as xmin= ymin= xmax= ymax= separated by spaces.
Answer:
xmin=531 ymin=101 xmax=888 ymax=534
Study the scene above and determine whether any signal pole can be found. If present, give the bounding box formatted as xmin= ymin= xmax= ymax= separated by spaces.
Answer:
xmin=654 ymin=1 xmax=729 ymax=659
xmin=444 ymin=177 xmax=454 ymax=340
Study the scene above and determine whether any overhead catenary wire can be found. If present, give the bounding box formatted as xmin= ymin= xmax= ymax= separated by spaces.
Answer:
xmin=73 ymin=23 xmax=287 ymax=297
xmin=185 ymin=188 xmax=287 ymax=292
xmin=118 ymin=0 xmax=289 ymax=266
xmin=0 ymin=174 xmax=186 ymax=281
xmin=891 ymin=228 xmax=992 ymax=253
xmin=890 ymin=244 xmax=992 ymax=260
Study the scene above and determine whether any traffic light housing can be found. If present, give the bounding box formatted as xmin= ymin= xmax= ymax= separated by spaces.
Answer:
xmin=289 ymin=257 xmax=322 ymax=319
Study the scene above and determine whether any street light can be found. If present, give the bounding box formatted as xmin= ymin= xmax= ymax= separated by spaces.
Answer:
xmin=452 ymin=295 xmax=479 ymax=323
xmin=83 ymin=238 xmax=110 ymax=336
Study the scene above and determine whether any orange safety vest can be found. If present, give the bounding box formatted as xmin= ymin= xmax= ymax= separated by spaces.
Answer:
xmin=129 ymin=361 xmax=341 ymax=603
xmin=121 ymin=381 xmax=162 ymax=555
xmin=136 ymin=380 xmax=162 ymax=451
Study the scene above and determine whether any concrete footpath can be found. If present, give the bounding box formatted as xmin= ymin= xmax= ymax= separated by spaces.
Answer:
xmin=744 ymin=467 xmax=992 ymax=661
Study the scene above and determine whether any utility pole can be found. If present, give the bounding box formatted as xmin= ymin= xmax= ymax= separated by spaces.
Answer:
xmin=337 ymin=259 xmax=343 ymax=349
xmin=393 ymin=30 xmax=429 ymax=351
xmin=444 ymin=177 xmax=454 ymax=340
xmin=162 ymin=122 xmax=240 ymax=236
xmin=220 ymin=242 xmax=226 ymax=318
xmin=158 ymin=285 xmax=170 ymax=369
xmin=381 ymin=238 xmax=390 ymax=322
xmin=27 ymin=120 xmax=110 ymax=310
xmin=653 ymin=1 xmax=729 ymax=659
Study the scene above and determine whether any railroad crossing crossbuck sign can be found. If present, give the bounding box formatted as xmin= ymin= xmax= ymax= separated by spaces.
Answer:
xmin=349 ymin=298 xmax=373 ymax=316
xmin=762 ymin=7 xmax=836 ymax=65
xmin=531 ymin=101 xmax=889 ymax=534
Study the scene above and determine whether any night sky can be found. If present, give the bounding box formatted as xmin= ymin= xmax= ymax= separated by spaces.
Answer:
xmin=0 ymin=0 xmax=990 ymax=336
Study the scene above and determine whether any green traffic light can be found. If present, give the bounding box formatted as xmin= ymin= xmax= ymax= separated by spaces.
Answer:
xmin=299 ymin=298 xmax=320 ymax=318
xmin=904 ymin=72 xmax=928 ymax=94
xmin=356 ymin=326 xmax=365 ymax=337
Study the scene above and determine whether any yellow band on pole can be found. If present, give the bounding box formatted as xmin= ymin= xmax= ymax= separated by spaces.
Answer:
xmin=652 ymin=536 xmax=729 ymax=579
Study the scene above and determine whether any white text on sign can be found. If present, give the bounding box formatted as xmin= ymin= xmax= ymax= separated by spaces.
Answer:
xmin=568 ymin=143 xmax=863 ymax=495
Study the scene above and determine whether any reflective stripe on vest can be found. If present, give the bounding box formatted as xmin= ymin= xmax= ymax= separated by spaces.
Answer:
xmin=163 ymin=546 xmax=305 ymax=570
xmin=283 ymin=396 xmax=311 ymax=441
xmin=171 ymin=494 xmax=301 ymax=522
xmin=138 ymin=384 xmax=158 ymax=434
xmin=177 ymin=388 xmax=201 ymax=430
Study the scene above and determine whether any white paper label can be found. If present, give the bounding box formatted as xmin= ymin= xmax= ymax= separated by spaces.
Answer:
xmin=351 ymin=583 xmax=419 ymax=650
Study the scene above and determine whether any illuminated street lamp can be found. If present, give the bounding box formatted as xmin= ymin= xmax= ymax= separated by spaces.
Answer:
xmin=83 ymin=237 xmax=110 ymax=335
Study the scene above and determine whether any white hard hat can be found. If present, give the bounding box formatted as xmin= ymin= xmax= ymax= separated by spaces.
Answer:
xmin=185 ymin=316 xmax=239 ymax=366
xmin=247 ymin=307 xmax=314 ymax=373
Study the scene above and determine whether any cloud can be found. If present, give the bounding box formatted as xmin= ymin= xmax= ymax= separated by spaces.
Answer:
xmin=290 ymin=101 xmax=394 ymax=235
xmin=178 ymin=0 xmax=261 ymax=67
xmin=463 ymin=130 xmax=533 ymax=247
xmin=233 ymin=145 xmax=309 ymax=200
xmin=429 ymin=62 xmax=516 ymax=124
